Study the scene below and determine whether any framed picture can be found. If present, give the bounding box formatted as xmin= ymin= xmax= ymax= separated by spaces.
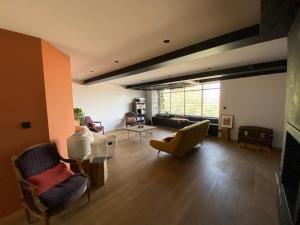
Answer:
xmin=221 ymin=114 xmax=234 ymax=128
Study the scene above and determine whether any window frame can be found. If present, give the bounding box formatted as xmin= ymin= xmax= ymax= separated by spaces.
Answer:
xmin=158 ymin=81 xmax=220 ymax=118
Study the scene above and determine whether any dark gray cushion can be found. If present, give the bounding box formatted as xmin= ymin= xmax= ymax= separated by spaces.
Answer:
xmin=39 ymin=174 xmax=88 ymax=215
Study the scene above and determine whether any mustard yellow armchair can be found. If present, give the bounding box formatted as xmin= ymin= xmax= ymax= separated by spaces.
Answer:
xmin=150 ymin=120 xmax=210 ymax=157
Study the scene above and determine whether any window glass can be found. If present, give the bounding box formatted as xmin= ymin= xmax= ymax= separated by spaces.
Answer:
xmin=171 ymin=91 xmax=184 ymax=115
xmin=185 ymin=90 xmax=202 ymax=116
xmin=202 ymin=88 xmax=220 ymax=117
xmin=158 ymin=81 xmax=220 ymax=118
xmin=159 ymin=91 xmax=170 ymax=113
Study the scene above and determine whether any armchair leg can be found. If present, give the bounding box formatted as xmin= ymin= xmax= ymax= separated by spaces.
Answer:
xmin=87 ymin=188 xmax=91 ymax=202
xmin=24 ymin=208 xmax=31 ymax=224
xmin=87 ymin=181 xmax=91 ymax=202
xmin=157 ymin=150 xmax=161 ymax=157
xmin=43 ymin=216 xmax=49 ymax=225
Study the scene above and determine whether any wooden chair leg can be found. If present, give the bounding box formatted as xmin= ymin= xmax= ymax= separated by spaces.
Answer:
xmin=87 ymin=180 xmax=91 ymax=202
xmin=43 ymin=216 xmax=49 ymax=225
xmin=24 ymin=208 xmax=31 ymax=224
xmin=87 ymin=187 xmax=91 ymax=202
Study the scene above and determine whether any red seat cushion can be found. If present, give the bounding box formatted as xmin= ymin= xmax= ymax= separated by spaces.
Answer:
xmin=27 ymin=163 xmax=74 ymax=195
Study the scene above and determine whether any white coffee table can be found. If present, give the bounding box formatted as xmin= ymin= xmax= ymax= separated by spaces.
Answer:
xmin=124 ymin=125 xmax=156 ymax=143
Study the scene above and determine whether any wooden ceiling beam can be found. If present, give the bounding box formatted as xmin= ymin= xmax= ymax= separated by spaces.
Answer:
xmin=126 ymin=60 xmax=287 ymax=90
xmin=84 ymin=25 xmax=261 ymax=84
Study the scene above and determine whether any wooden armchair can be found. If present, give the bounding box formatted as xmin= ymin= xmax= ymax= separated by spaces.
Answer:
xmin=84 ymin=116 xmax=104 ymax=134
xmin=12 ymin=143 xmax=90 ymax=225
xmin=125 ymin=112 xmax=139 ymax=127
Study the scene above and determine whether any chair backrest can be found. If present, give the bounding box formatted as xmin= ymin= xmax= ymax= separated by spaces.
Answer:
xmin=84 ymin=116 xmax=93 ymax=125
xmin=14 ymin=143 xmax=60 ymax=179
xmin=172 ymin=120 xmax=210 ymax=156
xmin=126 ymin=112 xmax=137 ymax=117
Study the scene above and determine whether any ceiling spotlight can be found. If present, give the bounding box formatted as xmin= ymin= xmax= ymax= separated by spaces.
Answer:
xmin=114 ymin=60 xmax=119 ymax=63
xmin=90 ymin=70 xmax=94 ymax=73
xmin=163 ymin=39 xmax=170 ymax=43
xmin=207 ymin=67 xmax=212 ymax=70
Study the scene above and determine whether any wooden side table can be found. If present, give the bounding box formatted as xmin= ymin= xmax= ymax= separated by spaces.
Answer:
xmin=70 ymin=157 xmax=108 ymax=188
xmin=238 ymin=126 xmax=273 ymax=150
xmin=90 ymin=157 xmax=108 ymax=188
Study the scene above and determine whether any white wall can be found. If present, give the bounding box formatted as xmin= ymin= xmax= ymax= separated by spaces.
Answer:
xmin=72 ymin=82 xmax=145 ymax=131
xmin=220 ymin=73 xmax=286 ymax=148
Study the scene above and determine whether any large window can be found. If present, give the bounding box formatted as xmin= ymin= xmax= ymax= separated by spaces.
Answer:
xmin=158 ymin=82 xmax=220 ymax=117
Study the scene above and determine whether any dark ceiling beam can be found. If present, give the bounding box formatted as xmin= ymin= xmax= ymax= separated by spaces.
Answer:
xmin=260 ymin=0 xmax=300 ymax=38
xmin=126 ymin=60 xmax=287 ymax=90
xmin=84 ymin=25 xmax=262 ymax=84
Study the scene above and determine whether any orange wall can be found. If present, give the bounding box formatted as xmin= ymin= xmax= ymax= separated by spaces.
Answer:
xmin=0 ymin=29 xmax=50 ymax=217
xmin=42 ymin=40 xmax=75 ymax=158
xmin=0 ymin=30 xmax=74 ymax=218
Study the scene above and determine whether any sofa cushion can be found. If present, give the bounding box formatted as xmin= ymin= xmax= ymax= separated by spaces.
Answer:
xmin=27 ymin=163 xmax=74 ymax=195
xmin=39 ymin=174 xmax=88 ymax=215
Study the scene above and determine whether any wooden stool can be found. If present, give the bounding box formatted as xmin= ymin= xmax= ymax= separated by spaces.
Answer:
xmin=90 ymin=157 xmax=108 ymax=188
xmin=70 ymin=157 xmax=108 ymax=188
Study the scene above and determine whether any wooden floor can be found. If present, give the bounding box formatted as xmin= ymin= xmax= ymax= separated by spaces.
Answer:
xmin=2 ymin=127 xmax=281 ymax=225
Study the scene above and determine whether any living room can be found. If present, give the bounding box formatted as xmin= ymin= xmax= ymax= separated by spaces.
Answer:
xmin=0 ymin=1 xmax=300 ymax=225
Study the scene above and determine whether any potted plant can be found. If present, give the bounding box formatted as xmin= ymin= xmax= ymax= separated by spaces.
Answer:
xmin=74 ymin=107 xmax=85 ymax=125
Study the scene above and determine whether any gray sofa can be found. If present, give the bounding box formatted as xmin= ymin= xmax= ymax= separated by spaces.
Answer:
xmin=152 ymin=114 xmax=219 ymax=136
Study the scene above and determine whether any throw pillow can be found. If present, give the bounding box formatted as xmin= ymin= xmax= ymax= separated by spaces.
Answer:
xmin=27 ymin=163 xmax=74 ymax=195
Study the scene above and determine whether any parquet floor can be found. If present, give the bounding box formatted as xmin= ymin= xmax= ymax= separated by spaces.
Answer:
xmin=1 ymin=127 xmax=280 ymax=225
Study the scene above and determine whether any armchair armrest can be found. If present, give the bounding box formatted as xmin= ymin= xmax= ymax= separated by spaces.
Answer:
xmin=149 ymin=139 xmax=174 ymax=153
xmin=93 ymin=121 xmax=102 ymax=125
xmin=60 ymin=157 xmax=90 ymax=179
xmin=20 ymin=178 xmax=38 ymax=193
xmin=19 ymin=179 xmax=48 ymax=212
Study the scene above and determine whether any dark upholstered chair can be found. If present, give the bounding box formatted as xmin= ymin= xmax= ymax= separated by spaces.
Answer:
xmin=125 ymin=112 xmax=139 ymax=127
xmin=12 ymin=143 xmax=90 ymax=225
xmin=84 ymin=116 xmax=104 ymax=134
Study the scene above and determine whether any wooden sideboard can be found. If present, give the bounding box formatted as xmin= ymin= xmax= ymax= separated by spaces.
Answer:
xmin=238 ymin=126 xmax=273 ymax=150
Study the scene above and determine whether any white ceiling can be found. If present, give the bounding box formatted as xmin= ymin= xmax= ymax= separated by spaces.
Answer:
xmin=109 ymin=38 xmax=287 ymax=85
xmin=0 ymin=0 xmax=260 ymax=80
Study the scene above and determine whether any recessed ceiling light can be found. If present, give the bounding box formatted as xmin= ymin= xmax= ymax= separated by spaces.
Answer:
xmin=90 ymin=70 xmax=94 ymax=73
xmin=207 ymin=67 xmax=212 ymax=70
xmin=163 ymin=39 xmax=170 ymax=43
xmin=114 ymin=60 xmax=119 ymax=63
